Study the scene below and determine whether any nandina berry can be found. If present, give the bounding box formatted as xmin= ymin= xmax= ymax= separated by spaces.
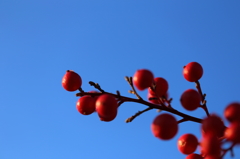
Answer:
xmin=148 ymin=77 xmax=168 ymax=97
xmin=180 ymin=89 xmax=201 ymax=111
xmin=76 ymin=96 xmax=96 ymax=115
xmin=183 ymin=62 xmax=203 ymax=82
xmin=178 ymin=133 xmax=198 ymax=155
xmin=62 ymin=70 xmax=82 ymax=91
xmin=96 ymin=94 xmax=118 ymax=122
xmin=185 ymin=154 xmax=203 ymax=159
xmin=204 ymin=155 xmax=221 ymax=159
xmin=200 ymin=133 xmax=221 ymax=157
xmin=151 ymin=113 xmax=178 ymax=140
xmin=99 ymin=110 xmax=117 ymax=122
xmin=224 ymin=102 xmax=240 ymax=123
xmin=133 ymin=69 xmax=154 ymax=91
xmin=201 ymin=114 xmax=225 ymax=138
xmin=225 ymin=122 xmax=240 ymax=144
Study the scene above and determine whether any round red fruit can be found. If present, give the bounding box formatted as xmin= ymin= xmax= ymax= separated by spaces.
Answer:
xmin=62 ymin=70 xmax=82 ymax=91
xmin=180 ymin=89 xmax=201 ymax=111
xmin=200 ymin=133 xmax=221 ymax=157
xmin=204 ymin=155 xmax=221 ymax=159
xmin=96 ymin=94 xmax=118 ymax=122
xmin=76 ymin=96 xmax=96 ymax=115
xmin=183 ymin=62 xmax=203 ymax=82
xmin=225 ymin=122 xmax=240 ymax=144
xmin=151 ymin=113 xmax=178 ymax=140
xmin=133 ymin=69 xmax=154 ymax=91
xmin=178 ymin=133 xmax=198 ymax=155
xmin=148 ymin=77 xmax=168 ymax=97
xmin=201 ymin=114 xmax=225 ymax=138
xmin=185 ymin=154 xmax=203 ymax=159
xmin=224 ymin=102 xmax=240 ymax=123
xmin=99 ymin=110 xmax=117 ymax=122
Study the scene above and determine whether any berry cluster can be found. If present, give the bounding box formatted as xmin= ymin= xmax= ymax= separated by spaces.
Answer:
xmin=62 ymin=62 xmax=240 ymax=159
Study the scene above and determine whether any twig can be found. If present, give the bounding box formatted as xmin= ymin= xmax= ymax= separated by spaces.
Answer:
xmin=178 ymin=118 xmax=189 ymax=124
xmin=195 ymin=81 xmax=210 ymax=116
xmin=118 ymin=100 xmax=124 ymax=107
xmin=125 ymin=76 xmax=142 ymax=100
xmin=76 ymin=90 xmax=203 ymax=124
xmin=78 ymin=87 xmax=85 ymax=94
xmin=89 ymin=81 xmax=105 ymax=93
xmin=76 ymin=81 xmax=203 ymax=124
xmin=126 ymin=107 xmax=153 ymax=123
xmin=221 ymin=142 xmax=236 ymax=158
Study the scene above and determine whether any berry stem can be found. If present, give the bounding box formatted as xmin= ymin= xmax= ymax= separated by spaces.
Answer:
xmin=195 ymin=81 xmax=210 ymax=116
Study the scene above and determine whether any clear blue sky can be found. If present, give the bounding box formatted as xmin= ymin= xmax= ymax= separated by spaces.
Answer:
xmin=1 ymin=1 xmax=240 ymax=159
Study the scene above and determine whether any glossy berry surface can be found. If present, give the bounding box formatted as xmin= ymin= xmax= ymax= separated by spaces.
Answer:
xmin=178 ymin=133 xmax=198 ymax=154
xmin=99 ymin=110 xmax=117 ymax=122
xmin=151 ymin=113 xmax=178 ymax=140
xmin=224 ymin=102 xmax=240 ymax=123
xmin=201 ymin=114 xmax=225 ymax=138
xmin=225 ymin=122 xmax=240 ymax=144
xmin=62 ymin=70 xmax=82 ymax=91
xmin=180 ymin=89 xmax=201 ymax=111
xmin=133 ymin=69 xmax=154 ymax=91
xmin=185 ymin=154 xmax=203 ymax=159
xmin=200 ymin=133 xmax=221 ymax=157
xmin=183 ymin=62 xmax=203 ymax=82
xmin=96 ymin=94 xmax=118 ymax=122
xmin=76 ymin=96 xmax=96 ymax=115
xmin=148 ymin=77 xmax=168 ymax=97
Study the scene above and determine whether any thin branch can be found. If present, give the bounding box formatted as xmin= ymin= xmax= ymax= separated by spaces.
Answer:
xmin=221 ymin=142 xmax=236 ymax=158
xmin=118 ymin=100 xmax=124 ymax=107
xmin=89 ymin=81 xmax=105 ymax=93
xmin=125 ymin=107 xmax=153 ymax=123
xmin=125 ymin=76 xmax=142 ymax=100
xmin=178 ymin=118 xmax=189 ymax=124
xmin=76 ymin=89 xmax=203 ymax=124
xmin=195 ymin=81 xmax=210 ymax=116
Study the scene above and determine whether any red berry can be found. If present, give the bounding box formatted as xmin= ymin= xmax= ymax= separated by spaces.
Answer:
xmin=204 ymin=155 xmax=221 ymax=159
xmin=180 ymin=89 xmax=201 ymax=111
xmin=178 ymin=133 xmax=198 ymax=154
xmin=62 ymin=70 xmax=82 ymax=91
xmin=76 ymin=96 xmax=96 ymax=115
xmin=183 ymin=62 xmax=203 ymax=82
xmin=224 ymin=102 xmax=240 ymax=123
xmin=96 ymin=94 xmax=118 ymax=122
xmin=133 ymin=69 xmax=154 ymax=91
xmin=151 ymin=113 xmax=178 ymax=140
xmin=99 ymin=110 xmax=117 ymax=122
xmin=201 ymin=114 xmax=225 ymax=138
xmin=148 ymin=77 xmax=168 ymax=97
xmin=225 ymin=122 xmax=240 ymax=144
xmin=200 ymin=133 xmax=221 ymax=157
xmin=185 ymin=154 xmax=203 ymax=159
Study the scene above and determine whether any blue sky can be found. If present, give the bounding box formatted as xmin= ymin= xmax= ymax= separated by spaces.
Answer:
xmin=0 ymin=1 xmax=240 ymax=159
